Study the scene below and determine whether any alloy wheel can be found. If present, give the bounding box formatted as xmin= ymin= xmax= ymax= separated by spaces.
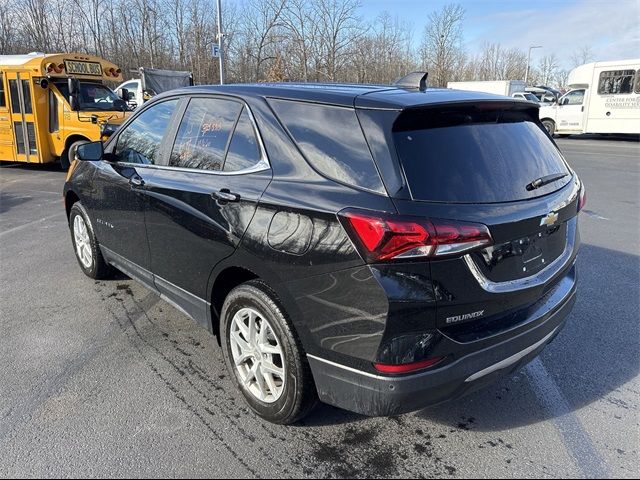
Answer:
xmin=229 ymin=307 xmax=286 ymax=403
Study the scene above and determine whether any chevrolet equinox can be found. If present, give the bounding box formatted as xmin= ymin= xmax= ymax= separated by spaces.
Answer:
xmin=64 ymin=82 xmax=584 ymax=424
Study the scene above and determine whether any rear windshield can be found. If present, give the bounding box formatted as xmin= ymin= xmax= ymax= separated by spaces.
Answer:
xmin=394 ymin=106 xmax=571 ymax=203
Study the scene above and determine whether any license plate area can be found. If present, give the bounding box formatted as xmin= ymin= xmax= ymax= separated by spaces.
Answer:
xmin=471 ymin=223 xmax=567 ymax=283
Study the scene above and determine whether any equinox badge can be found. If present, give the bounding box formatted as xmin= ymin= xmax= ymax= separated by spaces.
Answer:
xmin=540 ymin=211 xmax=559 ymax=227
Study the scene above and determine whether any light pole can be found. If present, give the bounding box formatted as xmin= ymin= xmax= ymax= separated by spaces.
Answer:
xmin=216 ymin=0 xmax=225 ymax=85
xmin=525 ymin=45 xmax=542 ymax=85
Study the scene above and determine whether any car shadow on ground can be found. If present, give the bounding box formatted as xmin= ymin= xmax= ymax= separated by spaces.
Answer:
xmin=0 ymin=161 xmax=65 ymax=172
xmin=302 ymin=243 xmax=639 ymax=430
xmin=560 ymin=133 xmax=640 ymax=143
xmin=0 ymin=191 xmax=33 ymax=215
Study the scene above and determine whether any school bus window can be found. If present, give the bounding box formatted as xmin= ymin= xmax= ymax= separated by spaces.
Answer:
xmin=9 ymin=80 xmax=20 ymax=114
xmin=53 ymin=80 xmax=122 ymax=112
xmin=0 ymin=74 xmax=6 ymax=107
xmin=49 ymin=89 xmax=59 ymax=133
xmin=21 ymin=80 xmax=33 ymax=114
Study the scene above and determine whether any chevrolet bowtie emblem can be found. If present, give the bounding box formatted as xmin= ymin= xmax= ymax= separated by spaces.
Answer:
xmin=540 ymin=211 xmax=559 ymax=227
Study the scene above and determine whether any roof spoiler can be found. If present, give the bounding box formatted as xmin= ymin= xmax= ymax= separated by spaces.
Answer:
xmin=393 ymin=71 xmax=428 ymax=92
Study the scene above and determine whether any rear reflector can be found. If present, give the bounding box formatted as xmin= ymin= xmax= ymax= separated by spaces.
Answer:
xmin=339 ymin=209 xmax=492 ymax=262
xmin=374 ymin=357 xmax=444 ymax=374
xmin=578 ymin=185 xmax=586 ymax=212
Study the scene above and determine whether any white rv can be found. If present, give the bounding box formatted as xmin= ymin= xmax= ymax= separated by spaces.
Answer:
xmin=539 ymin=59 xmax=640 ymax=136
xmin=446 ymin=80 xmax=525 ymax=97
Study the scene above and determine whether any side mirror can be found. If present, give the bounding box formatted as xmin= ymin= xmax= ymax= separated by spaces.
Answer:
xmin=100 ymin=123 xmax=118 ymax=138
xmin=69 ymin=95 xmax=80 ymax=111
xmin=68 ymin=77 xmax=79 ymax=95
xmin=118 ymin=87 xmax=129 ymax=101
xmin=113 ymin=98 xmax=128 ymax=112
xmin=76 ymin=141 xmax=103 ymax=162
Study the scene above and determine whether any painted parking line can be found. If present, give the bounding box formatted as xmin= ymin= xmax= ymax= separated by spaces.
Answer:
xmin=525 ymin=357 xmax=609 ymax=478
xmin=0 ymin=212 xmax=66 ymax=238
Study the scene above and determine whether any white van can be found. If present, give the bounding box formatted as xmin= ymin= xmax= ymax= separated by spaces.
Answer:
xmin=446 ymin=80 xmax=525 ymax=97
xmin=539 ymin=59 xmax=640 ymax=136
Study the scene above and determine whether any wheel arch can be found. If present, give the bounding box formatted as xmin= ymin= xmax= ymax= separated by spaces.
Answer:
xmin=210 ymin=266 xmax=260 ymax=339
xmin=64 ymin=134 xmax=92 ymax=151
xmin=64 ymin=189 xmax=80 ymax=223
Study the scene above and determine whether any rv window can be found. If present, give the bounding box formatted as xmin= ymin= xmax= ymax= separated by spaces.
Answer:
xmin=598 ymin=70 xmax=636 ymax=95
xmin=635 ymin=71 xmax=640 ymax=94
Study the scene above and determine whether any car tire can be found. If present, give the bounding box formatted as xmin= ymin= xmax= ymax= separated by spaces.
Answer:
xmin=221 ymin=280 xmax=318 ymax=424
xmin=60 ymin=140 xmax=88 ymax=170
xmin=69 ymin=202 xmax=113 ymax=279
xmin=542 ymin=119 xmax=556 ymax=137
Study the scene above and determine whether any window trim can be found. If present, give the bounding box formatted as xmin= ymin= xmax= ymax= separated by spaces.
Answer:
xmin=107 ymin=93 xmax=271 ymax=176
xmin=159 ymin=94 xmax=270 ymax=176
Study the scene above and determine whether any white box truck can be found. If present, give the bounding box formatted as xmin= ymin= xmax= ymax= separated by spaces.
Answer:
xmin=446 ymin=80 xmax=526 ymax=97
xmin=539 ymin=59 xmax=640 ymax=136
xmin=115 ymin=67 xmax=193 ymax=109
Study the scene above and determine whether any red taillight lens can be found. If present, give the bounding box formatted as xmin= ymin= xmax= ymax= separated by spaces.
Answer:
xmin=578 ymin=186 xmax=586 ymax=212
xmin=339 ymin=209 xmax=492 ymax=262
xmin=374 ymin=356 xmax=444 ymax=374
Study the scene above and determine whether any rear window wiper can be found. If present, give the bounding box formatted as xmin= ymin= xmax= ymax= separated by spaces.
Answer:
xmin=526 ymin=173 xmax=569 ymax=191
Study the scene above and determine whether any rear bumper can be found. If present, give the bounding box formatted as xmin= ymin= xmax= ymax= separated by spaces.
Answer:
xmin=307 ymin=276 xmax=576 ymax=416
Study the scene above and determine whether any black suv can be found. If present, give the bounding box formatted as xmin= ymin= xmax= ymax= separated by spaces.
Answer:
xmin=64 ymin=83 xmax=584 ymax=424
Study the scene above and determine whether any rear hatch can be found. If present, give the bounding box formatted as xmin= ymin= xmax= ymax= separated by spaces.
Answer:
xmin=386 ymin=101 xmax=581 ymax=332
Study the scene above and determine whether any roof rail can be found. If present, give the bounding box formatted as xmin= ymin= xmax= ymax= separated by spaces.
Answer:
xmin=393 ymin=71 xmax=429 ymax=92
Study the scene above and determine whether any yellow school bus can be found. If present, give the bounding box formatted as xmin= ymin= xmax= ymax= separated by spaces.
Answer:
xmin=0 ymin=52 xmax=131 ymax=168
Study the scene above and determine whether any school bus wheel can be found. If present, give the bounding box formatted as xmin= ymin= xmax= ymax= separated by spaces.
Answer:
xmin=61 ymin=140 xmax=89 ymax=170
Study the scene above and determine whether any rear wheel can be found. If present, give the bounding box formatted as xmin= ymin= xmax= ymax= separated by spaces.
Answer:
xmin=221 ymin=280 xmax=317 ymax=424
xmin=542 ymin=119 xmax=556 ymax=137
xmin=60 ymin=140 xmax=88 ymax=170
xmin=69 ymin=202 xmax=113 ymax=279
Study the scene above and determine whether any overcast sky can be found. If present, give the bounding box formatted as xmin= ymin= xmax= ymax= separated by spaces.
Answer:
xmin=362 ymin=0 xmax=639 ymax=70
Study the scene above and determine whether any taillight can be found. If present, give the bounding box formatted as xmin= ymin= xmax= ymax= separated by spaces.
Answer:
xmin=374 ymin=356 xmax=444 ymax=374
xmin=338 ymin=209 xmax=493 ymax=262
xmin=578 ymin=185 xmax=586 ymax=212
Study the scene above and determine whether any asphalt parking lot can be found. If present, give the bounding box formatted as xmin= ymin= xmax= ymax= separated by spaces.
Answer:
xmin=0 ymin=137 xmax=638 ymax=478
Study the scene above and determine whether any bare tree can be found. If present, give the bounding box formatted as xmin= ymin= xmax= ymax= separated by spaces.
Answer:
xmin=315 ymin=0 xmax=364 ymax=81
xmin=419 ymin=3 xmax=465 ymax=87
xmin=537 ymin=54 xmax=559 ymax=86
xmin=1 ymin=0 xmax=575 ymax=90
xmin=570 ymin=45 xmax=594 ymax=67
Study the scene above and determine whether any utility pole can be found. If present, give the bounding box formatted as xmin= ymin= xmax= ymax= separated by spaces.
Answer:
xmin=525 ymin=45 xmax=542 ymax=85
xmin=217 ymin=0 xmax=225 ymax=85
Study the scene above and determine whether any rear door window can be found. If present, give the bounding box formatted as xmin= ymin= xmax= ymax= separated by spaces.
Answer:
xmin=170 ymin=97 xmax=242 ymax=171
xmin=394 ymin=106 xmax=571 ymax=203
xmin=223 ymin=107 xmax=262 ymax=172
xmin=269 ymin=99 xmax=385 ymax=194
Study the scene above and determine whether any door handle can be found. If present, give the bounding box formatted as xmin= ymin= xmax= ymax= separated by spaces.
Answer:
xmin=211 ymin=189 xmax=240 ymax=203
xmin=581 ymin=106 xmax=584 ymax=112
xmin=129 ymin=175 xmax=145 ymax=188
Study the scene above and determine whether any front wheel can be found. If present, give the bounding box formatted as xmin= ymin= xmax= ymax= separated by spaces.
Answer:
xmin=60 ymin=140 xmax=88 ymax=170
xmin=221 ymin=280 xmax=317 ymax=424
xmin=69 ymin=202 xmax=113 ymax=279
xmin=542 ymin=119 xmax=556 ymax=137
